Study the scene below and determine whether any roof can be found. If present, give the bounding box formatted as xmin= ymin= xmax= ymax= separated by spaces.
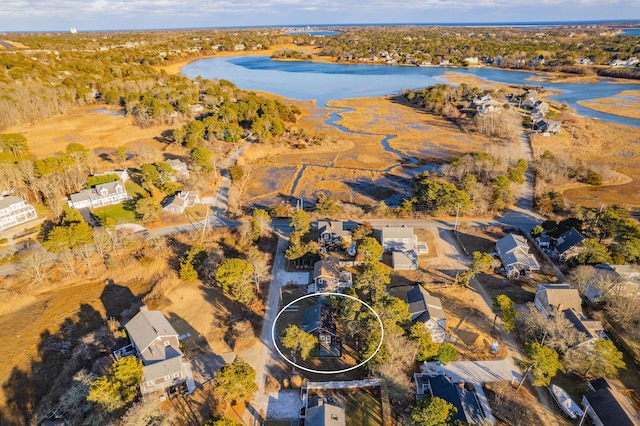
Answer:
xmin=496 ymin=233 xmax=528 ymax=255
xmin=381 ymin=225 xmax=415 ymax=241
xmin=314 ymin=256 xmax=341 ymax=280
xmin=392 ymin=251 xmax=417 ymax=268
xmin=0 ymin=196 xmax=25 ymax=209
xmin=317 ymin=221 xmax=352 ymax=237
xmin=302 ymin=301 xmax=337 ymax=336
xmin=415 ymin=374 xmax=485 ymax=425
xmin=142 ymin=351 xmax=184 ymax=381
xmin=165 ymin=158 xmax=188 ymax=169
xmin=583 ymin=380 xmax=640 ymax=426
xmin=306 ymin=401 xmax=346 ymax=426
xmin=563 ymin=308 xmax=602 ymax=340
xmin=125 ymin=310 xmax=179 ymax=358
xmin=536 ymin=284 xmax=582 ymax=313
xmin=391 ymin=285 xmax=445 ymax=323
xmin=555 ymin=229 xmax=585 ymax=255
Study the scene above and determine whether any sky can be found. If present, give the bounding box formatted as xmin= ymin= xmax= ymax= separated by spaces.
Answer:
xmin=0 ymin=0 xmax=639 ymax=32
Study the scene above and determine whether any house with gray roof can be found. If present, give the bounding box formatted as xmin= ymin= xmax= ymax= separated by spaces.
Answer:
xmin=317 ymin=221 xmax=353 ymax=251
xmin=553 ymin=228 xmax=586 ymax=261
xmin=0 ymin=195 xmax=37 ymax=231
xmin=123 ymin=306 xmax=194 ymax=396
xmin=305 ymin=396 xmax=346 ymax=426
xmin=68 ymin=179 xmax=130 ymax=209
xmin=496 ymin=233 xmax=540 ymax=278
xmin=381 ymin=225 xmax=428 ymax=270
xmin=162 ymin=191 xmax=200 ymax=214
xmin=414 ymin=373 xmax=491 ymax=425
xmin=302 ymin=300 xmax=341 ymax=358
xmin=390 ymin=285 xmax=447 ymax=342
xmin=309 ymin=256 xmax=352 ymax=294
xmin=534 ymin=284 xmax=582 ymax=318
xmin=582 ymin=378 xmax=640 ymax=426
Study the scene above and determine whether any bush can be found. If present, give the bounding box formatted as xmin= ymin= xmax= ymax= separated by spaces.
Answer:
xmin=228 ymin=164 xmax=244 ymax=181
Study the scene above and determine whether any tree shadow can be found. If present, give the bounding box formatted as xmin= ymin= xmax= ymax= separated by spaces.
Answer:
xmin=100 ymin=280 xmax=138 ymax=320
xmin=1 ymin=304 xmax=107 ymax=424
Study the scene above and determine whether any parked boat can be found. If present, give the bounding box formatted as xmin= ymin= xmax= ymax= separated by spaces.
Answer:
xmin=549 ymin=384 xmax=584 ymax=419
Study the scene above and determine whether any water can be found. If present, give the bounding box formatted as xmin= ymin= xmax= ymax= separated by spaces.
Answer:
xmin=620 ymin=28 xmax=640 ymax=36
xmin=182 ymin=56 xmax=640 ymax=127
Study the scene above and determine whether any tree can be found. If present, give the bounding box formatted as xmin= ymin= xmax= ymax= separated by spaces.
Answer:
xmin=374 ymin=295 xmax=411 ymax=336
xmin=530 ymin=225 xmax=544 ymax=238
xmin=115 ymin=146 xmax=128 ymax=168
xmin=493 ymin=294 xmax=518 ymax=333
xmin=354 ymin=261 xmax=390 ymax=303
xmin=280 ymin=325 xmax=318 ymax=361
xmin=17 ymin=244 xmax=49 ymax=286
xmin=180 ymin=243 xmax=206 ymax=282
xmin=456 ymin=268 xmax=475 ymax=287
xmin=357 ymin=236 xmax=383 ymax=263
xmin=215 ymin=258 xmax=254 ymax=305
xmin=436 ymin=342 xmax=457 ymax=363
xmin=410 ymin=323 xmax=440 ymax=362
xmin=585 ymin=339 xmax=626 ymax=378
xmin=352 ymin=222 xmax=373 ymax=241
xmin=87 ymin=356 xmax=142 ymax=412
xmin=518 ymin=304 xmax=585 ymax=354
xmin=314 ymin=191 xmax=341 ymax=217
xmin=574 ymin=239 xmax=612 ymax=265
xmin=213 ymin=360 xmax=257 ymax=403
xmin=411 ymin=396 xmax=457 ymax=426
xmin=471 ymin=251 xmax=493 ymax=274
xmin=491 ymin=175 xmax=512 ymax=210
xmin=285 ymin=231 xmax=309 ymax=261
xmin=289 ymin=209 xmax=311 ymax=235
xmin=190 ymin=145 xmax=214 ymax=175
xmin=134 ymin=197 xmax=161 ymax=223
xmin=0 ymin=133 xmax=29 ymax=156
xmin=250 ymin=208 xmax=271 ymax=240
xmin=526 ymin=342 xmax=562 ymax=386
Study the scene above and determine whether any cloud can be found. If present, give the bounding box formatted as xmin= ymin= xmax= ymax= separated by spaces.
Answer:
xmin=0 ymin=0 xmax=637 ymax=30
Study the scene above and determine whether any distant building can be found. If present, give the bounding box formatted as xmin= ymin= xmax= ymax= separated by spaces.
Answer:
xmin=94 ymin=169 xmax=129 ymax=183
xmin=68 ymin=179 xmax=130 ymax=209
xmin=121 ymin=306 xmax=195 ymax=396
xmin=0 ymin=195 xmax=37 ymax=231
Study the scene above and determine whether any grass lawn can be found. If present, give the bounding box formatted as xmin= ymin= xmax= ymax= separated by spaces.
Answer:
xmin=344 ymin=388 xmax=384 ymax=426
xmin=125 ymin=180 xmax=146 ymax=198
xmin=92 ymin=202 xmax=138 ymax=225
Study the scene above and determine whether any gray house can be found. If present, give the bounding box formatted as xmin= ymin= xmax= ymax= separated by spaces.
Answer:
xmin=123 ymin=306 xmax=194 ymax=396
xmin=582 ymin=378 xmax=640 ymax=426
xmin=496 ymin=233 xmax=540 ymax=278
xmin=534 ymin=284 xmax=582 ymax=318
xmin=554 ymin=228 xmax=586 ymax=261
xmin=302 ymin=300 xmax=341 ymax=358
xmin=390 ymin=285 xmax=447 ymax=342
xmin=305 ymin=396 xmax=346 ymax=426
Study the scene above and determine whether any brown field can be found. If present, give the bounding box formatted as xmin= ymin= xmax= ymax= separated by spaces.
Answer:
xmin=0 ymin=40 xmax=28 ymax=49
xmin=240 ymin=96 xmax=494 ymax=208
xmin=530 ymin=117 xmax=640 ymax=209
xmin=3 ymin=105 xmax=182 ymax=158
xmin=577 ymin=90 xmax=640 ymax=120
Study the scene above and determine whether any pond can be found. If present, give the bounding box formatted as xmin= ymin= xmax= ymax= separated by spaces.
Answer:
xmin=182 ymin=55 xmax=640 ymax=127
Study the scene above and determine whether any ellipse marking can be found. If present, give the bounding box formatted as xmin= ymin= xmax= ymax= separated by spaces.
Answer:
xmin=271 ymin=291 xmax=384 ymax=375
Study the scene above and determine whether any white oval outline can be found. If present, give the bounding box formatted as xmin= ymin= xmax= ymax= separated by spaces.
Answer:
xmin=271 ymin=291 xmax=384 ymax=375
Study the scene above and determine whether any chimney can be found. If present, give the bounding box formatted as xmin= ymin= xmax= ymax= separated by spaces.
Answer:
xmin=317 ymin=398 xmax=324 ymax=406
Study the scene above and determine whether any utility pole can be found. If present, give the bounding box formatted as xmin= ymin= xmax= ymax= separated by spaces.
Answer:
xmin=454 ymin=203 xmax=460 ymax=234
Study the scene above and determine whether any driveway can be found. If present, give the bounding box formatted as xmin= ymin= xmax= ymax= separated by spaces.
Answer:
xmin=420 ymin=359 xmax=519 ymax=384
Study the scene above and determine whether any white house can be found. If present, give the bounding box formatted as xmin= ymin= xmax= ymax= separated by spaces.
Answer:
xmin=162 ymin=191 xmax=200 ymax=214
xmin=68 ymin=179 xmax=130 ymax=209
xmin=0 ymin=195 xmax=37 ymax=231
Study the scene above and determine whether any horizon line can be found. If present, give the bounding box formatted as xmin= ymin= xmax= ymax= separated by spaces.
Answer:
xmin=2 ymin=19 xmax=640 ymax=34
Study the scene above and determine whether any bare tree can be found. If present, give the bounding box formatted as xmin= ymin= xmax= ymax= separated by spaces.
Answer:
xmin=606 ymin=293 xmax=640 ymax=326
xmin=247 ymin=247 xmax=271 ymax=293
xmin=373 ymin=333 xmax=418 ymax=403
xmin=17 ymin=244 xmax=51 ymax=286
xmin=518 ymin=304 xmax=586 ymax=354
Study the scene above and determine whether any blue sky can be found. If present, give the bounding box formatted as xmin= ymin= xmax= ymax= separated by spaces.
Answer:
xmin=0 ymin=0 xmax=638 ymax=32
